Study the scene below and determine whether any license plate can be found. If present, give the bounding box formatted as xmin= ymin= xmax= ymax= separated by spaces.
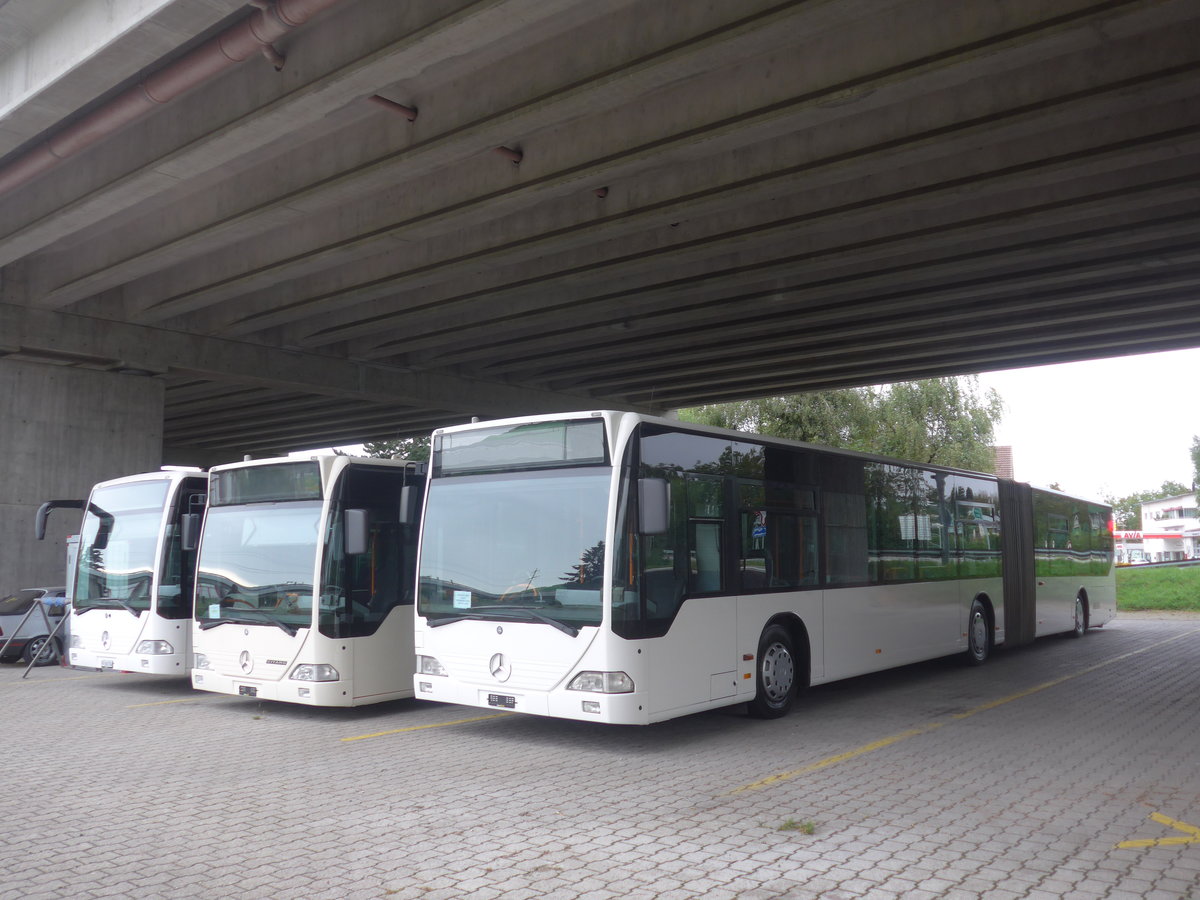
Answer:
xmin=100 ymin=659 xmax=114 ymax=669
xmin=238 ymin=685 xmax=258 ymax=697
xmin=487 ymin=693 xmax=516 ymax=709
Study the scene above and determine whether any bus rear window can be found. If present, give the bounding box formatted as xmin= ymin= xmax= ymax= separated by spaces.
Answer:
xmin=434 ymin=419 xmax=607 ymax=476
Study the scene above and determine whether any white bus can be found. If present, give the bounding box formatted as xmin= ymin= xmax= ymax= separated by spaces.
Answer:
xmin=38 ymin=470 xmax=208 ymax=674
xmin=190 ymin=455 xmax=424 ymax=706
xmin=413 ymin=411 xmax=1115 ymax=725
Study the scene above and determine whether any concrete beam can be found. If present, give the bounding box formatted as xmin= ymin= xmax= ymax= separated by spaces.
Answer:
xmin=0 ymin=0 xmax=246 ymax=157
xmin=197 ymin=28 xmax=1200 ymax=348
xmin=0 ymin=302 xmax=651 ymax=417
xmin=23 ymin=0 xmax=1170 ymax=315
xmin=0 ymin=0 xmax=643 ymax=269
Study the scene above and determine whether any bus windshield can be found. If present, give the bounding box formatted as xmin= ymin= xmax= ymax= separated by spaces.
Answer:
xmin=195 ymin=501 xmax=321 ymax=633
xmin=418 ymin=469 xmax=610 ymax=631
xmin=74 ymin=481 xmax=169 ymax=614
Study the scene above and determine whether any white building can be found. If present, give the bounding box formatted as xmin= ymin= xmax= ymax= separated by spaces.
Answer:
xmin=1139 ymin=493 xmax=1200 ymax=562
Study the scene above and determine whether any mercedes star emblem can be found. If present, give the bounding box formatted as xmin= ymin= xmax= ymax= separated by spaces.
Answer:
xmin=489 ymin=652 xmax=512 ymax=683
xmin=238 ymin=650 xmax=254 ymax=674
xmin=100 ymin=631 xmax=111 ymax=650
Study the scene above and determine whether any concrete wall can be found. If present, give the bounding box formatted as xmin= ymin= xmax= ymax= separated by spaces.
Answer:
xmin=0 ymin=359 xmax=163 ymax=592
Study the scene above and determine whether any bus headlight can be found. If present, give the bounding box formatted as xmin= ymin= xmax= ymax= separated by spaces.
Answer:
xmin=136 ymin=640 xmax=173 ymax=655
xmin=567 ymin=671 xmax=634 ymax=693
xmin=417 ymin=655 xmax=447 ymax=676
xmin=290 ymin=663 xmax=339 ymax=682
xmin=70 ymin=635 xmax=83 ymax=648
xmin=193 ymin=653 xmax=211 ymax=669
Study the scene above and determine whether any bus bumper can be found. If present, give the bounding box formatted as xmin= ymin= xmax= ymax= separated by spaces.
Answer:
xmin=413 ymin=674 xmax=650 ymax=725
xmin=190 ymin=668 xmax=355 ymax=706
xmin=70 ymin=648 xmax=186 ymax=675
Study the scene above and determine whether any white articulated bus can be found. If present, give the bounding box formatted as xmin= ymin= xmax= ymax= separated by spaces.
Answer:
xmin=413 ymin=411 xmax=1115 ymax=725
xmin=190 ymin=455 xmax=424 ymax=706
xmin=38 ymin=469 xmax=208 ymax=674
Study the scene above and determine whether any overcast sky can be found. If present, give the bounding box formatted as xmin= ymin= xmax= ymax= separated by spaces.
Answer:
xmin=974 ymin=347 xmax=1199 ymax=501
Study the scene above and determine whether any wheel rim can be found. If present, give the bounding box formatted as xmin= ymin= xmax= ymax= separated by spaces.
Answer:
xmin=761 ymin=641 xmax=794 ymax=702
xmin=1074 ymin=598 xmax=1084 ymax=634
xmin=970 ymin=611 xmax=987 ymax=658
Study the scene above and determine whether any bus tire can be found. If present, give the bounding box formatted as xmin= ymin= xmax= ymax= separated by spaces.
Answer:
xmin=747 ymin=624 xmax=797 ymax=719
xmin=964 ymin=599 xmax=990 ymax=666
xmin=1071 ymin=596 xmax=1087 ymax=638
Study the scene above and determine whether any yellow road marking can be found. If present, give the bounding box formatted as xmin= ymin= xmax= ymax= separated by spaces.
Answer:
xmin=341 ymin=712 xmax=512 ymax=742
xmin=126 ymin=698 xmax=199 ymax=709
xmin=730 ymin=628 xmax=1200 ymax=794
xmin=730 ymin=723 xmax=946 ymax=793
xmin=1117 ymin=812 xmax=1200 ymax=848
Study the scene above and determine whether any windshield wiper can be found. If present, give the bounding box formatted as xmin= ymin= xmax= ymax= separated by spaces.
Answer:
xmin=200 ymin=611 xmax=298 ymax=636
xmin=75 ymin=598 xmax=142 ymax=617
xmin=429 ymin=606 xmax=579 ymax=637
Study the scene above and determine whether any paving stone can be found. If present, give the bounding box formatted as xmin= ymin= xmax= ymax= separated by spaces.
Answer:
xmin=2 ymin=617 xmax=1199 ymax=898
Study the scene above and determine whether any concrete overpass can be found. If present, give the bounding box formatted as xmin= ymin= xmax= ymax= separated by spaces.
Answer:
xmin=2 ymin=0 xmax=1200 ymax=584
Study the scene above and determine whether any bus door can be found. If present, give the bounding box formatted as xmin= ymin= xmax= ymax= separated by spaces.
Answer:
xmin=641 ymin=472 xmax=737 ymax=715
xmin=735 ymin=481 xmax=823 ymax=693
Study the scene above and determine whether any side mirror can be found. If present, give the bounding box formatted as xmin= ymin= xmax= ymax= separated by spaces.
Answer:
xmin=181 ymin=513 xmax=201 ymax=552
xmin=344 ymin=509 xmax=369 ymax=555
xmin=34 ymin=499 xmax=84 ymax=540
xmin=638 ymin=478 xmax=670 ymax=535
xmin=399 ymin=485 xmax=419 ymax=526
xmin=92 ymin=506 xmax=113 ymax=551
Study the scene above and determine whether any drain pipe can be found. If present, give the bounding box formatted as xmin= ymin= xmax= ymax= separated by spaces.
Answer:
xmin=0 ymin=0 xmax=346 ymax=198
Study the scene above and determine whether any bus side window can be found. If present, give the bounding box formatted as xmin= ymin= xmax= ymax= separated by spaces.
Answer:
xmin=685 ymin=474 xmax=725 ymax=595
xmin=739 ymin=509 xmax=770 ymax=590
xmin=690 ymin=521 xmax=722 ymax=593
xmin=636 ymin=468 xmax=691 ymax=634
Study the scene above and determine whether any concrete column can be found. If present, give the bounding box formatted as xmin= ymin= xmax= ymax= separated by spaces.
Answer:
xmin=0 ymin=359 xmax=163 ymax=593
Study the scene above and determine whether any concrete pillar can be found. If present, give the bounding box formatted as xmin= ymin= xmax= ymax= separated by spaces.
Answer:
xmin=0 ymin=359 xmax=163 ymax=593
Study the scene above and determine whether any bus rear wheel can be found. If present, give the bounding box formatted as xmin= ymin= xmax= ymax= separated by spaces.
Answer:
xmin=1071 ymin=596 xmax=1087 ymax=638
xmin=748 ymin=624 xmax=797 ymax=719
xmin=964 ymin=600 xmax=990 ymax=666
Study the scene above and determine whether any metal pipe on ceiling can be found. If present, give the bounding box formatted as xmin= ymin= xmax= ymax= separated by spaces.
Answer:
xmin=0 ymin=0 xmax=346 ymax=198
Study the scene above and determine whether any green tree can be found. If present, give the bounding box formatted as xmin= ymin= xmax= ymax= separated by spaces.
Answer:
xmin=1105 ymin=481 xmax=1191 ymax=531
xmin=361 ymin=436 xmax=430 ymax=462
xmin=679 ymin=376 xmax=1003 ymax=472
xmin=678 ymin=390 xmax=873 ymax=449
xmin=1191 ymin=436 xmax=1199 ymax=496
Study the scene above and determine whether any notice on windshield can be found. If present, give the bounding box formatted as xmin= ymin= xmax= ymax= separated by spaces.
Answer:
xmin=208 ymin=603 xmax=221 ymax=619
xmin=453 ymin=590 xmax=471 ymax=609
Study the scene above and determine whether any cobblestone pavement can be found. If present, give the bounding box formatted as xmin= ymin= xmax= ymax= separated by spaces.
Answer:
xmin=2 ymin=616 xmax=1199 ymax=900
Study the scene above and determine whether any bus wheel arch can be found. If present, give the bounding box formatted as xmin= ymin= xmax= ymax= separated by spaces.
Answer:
xmin=747 ymin=615 xmax=809 ymax=719
xmin=1072 ymin=590 xmax=1089 ymax=638
xmin=964 ymin=595 xmax=993 ymax=666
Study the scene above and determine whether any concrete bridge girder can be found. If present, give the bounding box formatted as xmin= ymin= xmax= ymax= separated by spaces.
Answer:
xmin=0 ymin=0 xmax=1197 ymax=463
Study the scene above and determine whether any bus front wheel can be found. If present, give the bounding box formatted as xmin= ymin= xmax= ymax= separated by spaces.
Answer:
xmin=1071 ymin=596 xmax=1087 ymax=638
xmin=748 ymin=624 xmax=797 ymax=719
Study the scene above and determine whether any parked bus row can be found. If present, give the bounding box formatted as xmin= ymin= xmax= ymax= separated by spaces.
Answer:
xmin=34 ymin=411 xmax=1116 ymax=725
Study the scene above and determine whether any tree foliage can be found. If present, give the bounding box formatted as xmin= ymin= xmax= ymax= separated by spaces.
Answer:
xmin=360 ymin=436 xmax=431 ymax=462
xmin=1105 ymin=481 xmax=1191 ymax=531
xmin=678 ymin=376 xmax=1004 ymax=472
xmin=1192 ymin=435 xmax=1200 ymax=496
